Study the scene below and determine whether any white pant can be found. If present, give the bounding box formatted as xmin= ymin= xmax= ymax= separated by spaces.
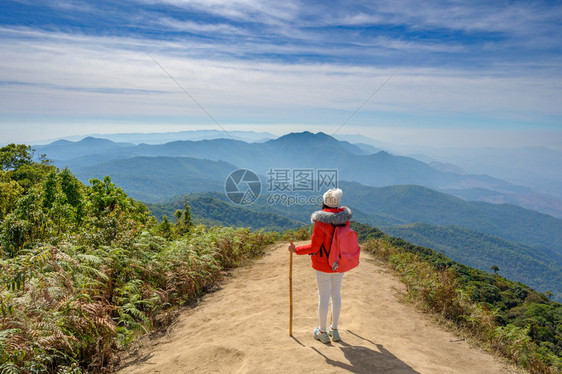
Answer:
xmin=315 ymin=271 xmax=344 ymax=332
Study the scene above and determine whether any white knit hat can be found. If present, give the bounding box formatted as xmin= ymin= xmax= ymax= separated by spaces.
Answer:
xmin=323 ymin=188 xmax=342 ymax=208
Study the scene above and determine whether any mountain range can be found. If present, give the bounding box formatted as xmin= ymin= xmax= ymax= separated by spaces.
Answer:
xmin=34 ymin=129 xmax=277 ymax=145
xmin=36 ymin=132 xmax=562 ymax=218
xmin=33 ymin=131 xmax=562 ymax=301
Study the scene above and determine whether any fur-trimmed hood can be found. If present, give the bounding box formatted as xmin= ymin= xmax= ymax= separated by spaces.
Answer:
xmin=310 ymin=206 xmax=353 ymax=225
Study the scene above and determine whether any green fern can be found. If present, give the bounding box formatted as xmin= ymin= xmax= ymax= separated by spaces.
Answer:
xmin=0 ymin=362 xmax=21 ymax=374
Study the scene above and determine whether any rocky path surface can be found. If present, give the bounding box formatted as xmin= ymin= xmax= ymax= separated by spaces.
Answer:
xmin=117 ymin=242 xmax=521 ymax=374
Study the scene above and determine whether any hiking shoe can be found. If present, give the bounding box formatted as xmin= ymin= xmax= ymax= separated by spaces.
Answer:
xmin=313 ymin=328 xmax=330 ymax=344
xmin=328 ymin=326 xmax=341 ymax=342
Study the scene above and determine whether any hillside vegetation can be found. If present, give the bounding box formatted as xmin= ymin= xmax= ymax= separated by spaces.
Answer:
xmin=146 ymin=194 xmax=303 ymax=232
xmin=382 ymin=223 xmax=562 ymax=302
xmin=0 ymin=144 xmax=290 ymax=372
xmin=352 ymin=222 xmax=562 ymax=373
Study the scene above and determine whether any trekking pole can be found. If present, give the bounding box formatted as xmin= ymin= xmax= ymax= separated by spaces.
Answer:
xmin=289 ymin=240 xmax=294 ymax=337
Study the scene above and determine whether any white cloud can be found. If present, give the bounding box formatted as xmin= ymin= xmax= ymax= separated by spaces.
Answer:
xmin=0 ymin=26 xmax=560 ymax=125
xmin=153 ymin=17 xmax=245 ymax=34
xmin=44 ymin=0 xmax=94 ymax=12
xmin=337 ymin=0 xmax=561 ymax=35
xmin=137 ymin=0 xmax=300 ymax=23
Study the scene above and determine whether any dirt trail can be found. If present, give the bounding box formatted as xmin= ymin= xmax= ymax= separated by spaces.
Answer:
xmin=117 ymin=242 xmax=521 ymax=374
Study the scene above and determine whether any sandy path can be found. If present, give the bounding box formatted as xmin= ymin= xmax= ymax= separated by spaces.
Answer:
xmin=117 ymin=242 xmax=521 ymax=374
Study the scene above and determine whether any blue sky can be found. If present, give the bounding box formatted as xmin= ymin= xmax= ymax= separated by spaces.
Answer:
xmin=0 ymin=0 xmax=561 ymax=148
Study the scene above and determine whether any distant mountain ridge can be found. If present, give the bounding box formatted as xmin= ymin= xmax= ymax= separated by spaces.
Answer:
xmin=35 ymin=129 xmax=277 ymax=145
xmin=36 ymin=131 xmax=562 ymax=218
xmin=38 ymin=137 xmax=134 ymax=160
xmin=340 ymin=182 xmax=562 ymax=250
xmin=410 ymin=145 xmax=562 ymax=200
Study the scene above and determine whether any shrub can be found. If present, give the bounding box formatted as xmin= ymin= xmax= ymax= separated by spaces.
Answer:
xmin=362 ymin=236 xmax=561 ymax=373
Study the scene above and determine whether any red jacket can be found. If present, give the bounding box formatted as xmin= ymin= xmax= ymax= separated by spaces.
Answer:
xmin=295 ymin=206 xmax=353 ymax=273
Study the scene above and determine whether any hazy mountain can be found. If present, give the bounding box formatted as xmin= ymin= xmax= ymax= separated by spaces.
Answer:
xmin=441 ymin=187 xmax=562 ymax=220
xmin=341 ymin=182 xmax=562 ymax=254
xmin=36 ymin=129 xmax=277 ymax=145
xmin=428 ymin=161 xmax=465 ymax=174
xmin=35 ymin=137 xmax=134 ymax=161
xmin=333 ymin=133 xmax=392 ymax=151
xmin=265 ymin=131 xmax=368 ymax=156
xmin=407 ymin=146 xmax=562 ymax=199
xmin=353 ymin=142 xmax=382 ymax=154
xmin=36 ymin=131 xmax=562 ymax=218
xmin=73 ymin=156 xmax=237 ymax=202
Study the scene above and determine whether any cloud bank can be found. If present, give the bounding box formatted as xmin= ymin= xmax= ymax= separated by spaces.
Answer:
xmin=0 ymin=0 xmax=560 ymax=147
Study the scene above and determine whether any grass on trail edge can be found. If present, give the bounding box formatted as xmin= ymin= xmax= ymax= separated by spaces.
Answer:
xmin=0 ymin=226 xmax=310 ymax=373
xmin=354 ymin=221 xmax=561 ymax=374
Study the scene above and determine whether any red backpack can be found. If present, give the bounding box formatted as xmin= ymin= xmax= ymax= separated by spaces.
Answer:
xmin=328 ymin=225 xmax=360 ymax=273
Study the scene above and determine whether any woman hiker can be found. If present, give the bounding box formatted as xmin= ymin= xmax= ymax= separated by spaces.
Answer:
xmin=288 ymin=188 xmax=352 ymax=344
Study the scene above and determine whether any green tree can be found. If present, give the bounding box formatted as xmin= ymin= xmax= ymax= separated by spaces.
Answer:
xmin=49 ymin=191 xmax=75 ymax=236
xmin=8 ymin=162 xmax=55 ymax=191
xmin=60 ymin=167 xmax=84 ymax=222
xmin=42 ymin=170 xmax=58 ymax=210
xmin=174 ymin=209 xmax=182 ymax=222
xmin=0 ymin=144 xmax=34 ymax=171
xmin=491 ymin=265 xmax=500 ymax=274
xmin=60 ymin=168 xmax=81 ymax=207
xmin=87 ymin=176 xmax=128 ymax=217
xmin=173 ymin=199 xmax=193 ymax=237
xmin=0 ymin=171 xmax=23 ymax=220
xmin=159 ymin=216 xmax=172 ymax=239
xmin=79 ymin=176 xmax=151 ymax=246
xmin=13 ymin=186 xmax=48 ymax=242
xmin=182 ymin=201 xmax=193 ymax=230
xmin=38 ymin=153 xmax=52 ymax=166
xmin=0 ymin=213 xmax=31 ymax=257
